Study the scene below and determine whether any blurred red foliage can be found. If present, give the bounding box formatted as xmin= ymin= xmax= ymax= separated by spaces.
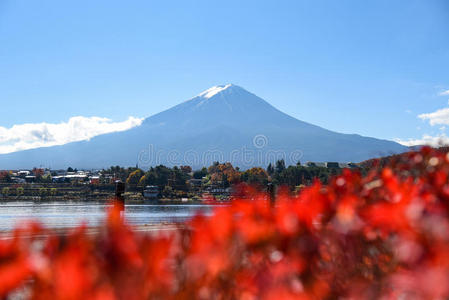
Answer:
xmin=3 ymin=146 xmax=449 ymax=299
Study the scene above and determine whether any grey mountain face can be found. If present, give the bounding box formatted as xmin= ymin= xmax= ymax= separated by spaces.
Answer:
xmin=0 ymin=84 xmax=408 ymax=169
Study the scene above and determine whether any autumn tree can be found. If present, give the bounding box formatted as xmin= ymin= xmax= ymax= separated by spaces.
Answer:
xmin=32 ymin=168 xmax=44 ymax=181
xmin=138 ymin=175 xmax=147 ymax=186
xmin=0 ymin=171 xmax=11 ymax=183
xmin=126 ymin=169 xmax=144 ymax=185
xmin=180 ymin=165 xmax=192 ymax=174
xmin=207 ymin=162 xmax=241 ymax=187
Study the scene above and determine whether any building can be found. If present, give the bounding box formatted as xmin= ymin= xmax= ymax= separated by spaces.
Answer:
xmin=89 ymin=176 xmax=100 ymax=185
xmin=306 ymin=162 xmax=326 ymax=168
xmin=25 ymin=175 xmax=36 ymax=183
xmin=17 ymin=170 xmax=31 ymax=177
xmin=52 ymin=176 xmax=66 ymax=183
xmin=325 ymin=162 xmax=340 ymax=169
xmin=188 ymin=179 xmax=203 ymax=190
xmin=11 ymin=177 xmax=26 ymax=184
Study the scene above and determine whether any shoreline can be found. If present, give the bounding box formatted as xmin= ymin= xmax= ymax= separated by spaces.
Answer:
xmin=0 ymin=222 xmax=182 ymax=240
xmin=0 ymin=196 xmax=229 ymax=205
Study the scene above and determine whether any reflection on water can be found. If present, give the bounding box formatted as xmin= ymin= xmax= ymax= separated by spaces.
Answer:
xmin=0 ymin=201 xmax=215 ymax=230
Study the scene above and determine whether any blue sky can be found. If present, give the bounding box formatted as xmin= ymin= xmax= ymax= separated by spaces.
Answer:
xmin=1 ymin=0 xmax=449 ymax=152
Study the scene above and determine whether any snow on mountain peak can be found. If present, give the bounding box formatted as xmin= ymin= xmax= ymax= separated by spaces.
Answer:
xmin=197 ymin=84 xmax=233 ymax=99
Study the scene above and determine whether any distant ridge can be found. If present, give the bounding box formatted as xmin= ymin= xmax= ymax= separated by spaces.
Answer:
xmin=0 ymin=84 xmax=408 ymax=169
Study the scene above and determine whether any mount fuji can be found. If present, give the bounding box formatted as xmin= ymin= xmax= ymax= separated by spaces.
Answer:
xmin=0 ymin=84 xmax=407 ymax=169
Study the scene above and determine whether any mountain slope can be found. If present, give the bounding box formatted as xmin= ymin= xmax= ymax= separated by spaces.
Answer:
xmin=0 ymin=84 xmax=408 ymax=169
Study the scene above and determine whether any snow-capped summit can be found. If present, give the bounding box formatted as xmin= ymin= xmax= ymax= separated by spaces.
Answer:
xmin=197 ymin=84 xmax=233 ymax=99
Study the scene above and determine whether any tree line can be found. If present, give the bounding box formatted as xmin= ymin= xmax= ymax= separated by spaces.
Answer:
xmin=111 ymin=159 xmax=345 ymax=191
xmin=0 ymin=160 xmax=348 ymax=190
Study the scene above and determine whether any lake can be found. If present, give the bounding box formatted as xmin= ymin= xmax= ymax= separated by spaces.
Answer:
xmin=0 ymin=201 xmax=215 ymax=231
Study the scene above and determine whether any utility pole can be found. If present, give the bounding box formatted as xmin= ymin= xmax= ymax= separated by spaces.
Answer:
xmin=267 ymin=183 xmax=275 ymax=207
xmin=115 ymin=180 xmax=126 ymax=210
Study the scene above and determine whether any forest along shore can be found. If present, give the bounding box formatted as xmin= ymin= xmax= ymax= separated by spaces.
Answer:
xmin=0 ymin=183 xmax=227 ymax=203
xmin=0 ymin=181 xmax=236 ymax=203
xmin=0 ymin=160 xmax=352 ymax=203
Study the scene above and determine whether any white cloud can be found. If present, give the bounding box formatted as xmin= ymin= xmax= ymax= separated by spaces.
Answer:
xmin=439 ymin=89 xmax=449 ymax=96
xmin=402 ymin=89 xmax=449 ymax=146
xmin=418 ymin=108 xmax=449 ymax=126
xmin=395 ymin=134 xmax=449 ymax=147
xmin=0 ymin=116 xmax=143 ymax=154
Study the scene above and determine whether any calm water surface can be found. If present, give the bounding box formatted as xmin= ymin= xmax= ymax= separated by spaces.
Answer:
xmin=0 ymin=201 xmax=215 ymax=230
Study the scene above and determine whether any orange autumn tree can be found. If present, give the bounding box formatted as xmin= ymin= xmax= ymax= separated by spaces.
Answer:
xmin=207 ymin=162 xmax=241 ymax=186
xmin=126 ymin=169 xmax=144 ymax=185
xmin=32 ymin=168 xmax=44 ymax=177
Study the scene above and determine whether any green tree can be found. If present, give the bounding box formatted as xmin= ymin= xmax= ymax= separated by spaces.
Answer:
xmin=42 ymin=174 xmax=52 ymax=183
xmin=50 ymin=188 xmax=57 ymax=196
xmin=275 ymin=159 xmax=286 ymax=173
xmin=16 ymin=187 xmax=24 ymax=197
xmin=171 ymin=166 xmax=190 ymax=191
xmin=267 ymin=163 xmax=275 ymax=175
xmin=163 ymin=185 xmax=173 ymax=197
xmin=193 ymin=167 xmax=208 ymax=179
xmin=39 ymin=187 xmax=48 ymax=197
xmin=2 ymin=187 xmax=10 ymax=197
xmin=242 ymin=167 xmax=269 ymax=186
xmin=142 ymin=165 xmax=173 ymax=187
